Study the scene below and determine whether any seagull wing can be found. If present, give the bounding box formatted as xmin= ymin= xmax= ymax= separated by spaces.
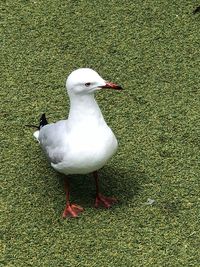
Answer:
xmin=38 ymin=120 xmax=68 ymax=164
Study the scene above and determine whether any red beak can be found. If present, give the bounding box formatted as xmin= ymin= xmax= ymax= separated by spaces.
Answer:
xmin=101 ymin=81 xmax=123 ymax=90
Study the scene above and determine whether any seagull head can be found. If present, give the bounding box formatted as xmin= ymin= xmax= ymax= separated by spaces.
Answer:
xmin=66 ymin=68 xmax=122 ymax=96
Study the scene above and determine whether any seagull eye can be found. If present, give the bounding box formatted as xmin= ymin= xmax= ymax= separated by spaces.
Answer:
xmin=85 ymin=82 xmax=91 ymax=87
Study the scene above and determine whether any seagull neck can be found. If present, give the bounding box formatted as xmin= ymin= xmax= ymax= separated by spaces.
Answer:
xmin=68 ymin=93 xmax=104 ymax=123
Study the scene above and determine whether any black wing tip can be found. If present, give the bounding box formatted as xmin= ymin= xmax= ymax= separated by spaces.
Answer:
xmin=39 ymin=113 xmax=48 ymax=129
xmin=25 ymin=113 xmax=48 ymax=130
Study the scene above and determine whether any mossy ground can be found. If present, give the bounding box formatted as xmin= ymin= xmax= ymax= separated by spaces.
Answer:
xmin=1 ymin=1 xmax=200 ymax=266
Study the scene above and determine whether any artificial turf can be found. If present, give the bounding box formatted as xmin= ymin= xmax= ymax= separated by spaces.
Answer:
xmin=1 ymin=1 xmax=200 ymax=266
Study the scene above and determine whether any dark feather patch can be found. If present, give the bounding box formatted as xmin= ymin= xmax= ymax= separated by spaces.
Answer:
xmin=39 ymin=113 xmax=48 ymax=129
xmin=25 ymin=113 xmax=48 ymax=130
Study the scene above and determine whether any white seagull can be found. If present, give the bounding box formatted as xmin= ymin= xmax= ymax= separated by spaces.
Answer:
xmin=31 ymin=68 xmax=123 ymax=218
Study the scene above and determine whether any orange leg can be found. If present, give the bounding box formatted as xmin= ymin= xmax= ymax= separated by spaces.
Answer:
xmin=62 ymin=178 xmax=84 ymax=218
xmin=93 ymin=171 xmax=117 ymax=209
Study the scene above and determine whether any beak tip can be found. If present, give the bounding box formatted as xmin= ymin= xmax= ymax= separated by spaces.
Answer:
xmin=102 ymin=82 xmax=123 ymax=90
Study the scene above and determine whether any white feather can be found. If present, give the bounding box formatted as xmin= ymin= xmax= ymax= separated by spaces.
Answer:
xmin=36 ymin=68 xmax=119 ymax=175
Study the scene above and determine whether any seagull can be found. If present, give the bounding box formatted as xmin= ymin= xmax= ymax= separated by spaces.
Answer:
xmin=31 ymin=68 xmax=123 ymax=218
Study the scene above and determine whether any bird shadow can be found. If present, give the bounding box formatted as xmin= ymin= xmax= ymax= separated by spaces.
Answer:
xmin=46 ymin=164 xmax=148 ymax=216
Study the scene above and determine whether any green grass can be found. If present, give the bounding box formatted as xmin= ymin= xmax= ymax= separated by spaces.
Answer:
xmin=1 ymin=0 xmax=200 ymax=266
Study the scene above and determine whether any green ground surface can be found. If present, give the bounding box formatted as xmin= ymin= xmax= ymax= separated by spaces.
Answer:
xmin=1 ymin=1 xmax=200 ymax=266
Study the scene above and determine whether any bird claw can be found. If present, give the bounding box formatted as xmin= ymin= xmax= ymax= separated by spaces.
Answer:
xmin=62 ymin=204 xmax=84 ymax=218
xmin=95 ymin=194 xmax=117 ymax=209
